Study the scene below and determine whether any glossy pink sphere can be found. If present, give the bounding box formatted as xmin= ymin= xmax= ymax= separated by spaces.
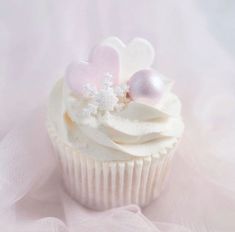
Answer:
xmin=128 ymin=69 xmax=165 ymax=104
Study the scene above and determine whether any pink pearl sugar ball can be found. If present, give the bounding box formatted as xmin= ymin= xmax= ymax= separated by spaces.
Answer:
xmin=128 ymin=69 xmax=165 ymax=104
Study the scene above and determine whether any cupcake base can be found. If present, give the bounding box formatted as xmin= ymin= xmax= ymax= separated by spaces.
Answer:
xmin=48 ymin=123 xmax=176 ymax=211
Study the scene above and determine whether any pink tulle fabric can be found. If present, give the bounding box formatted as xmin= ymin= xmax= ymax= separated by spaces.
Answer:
xmin=0 ymin=0 xmax=235 ymax=231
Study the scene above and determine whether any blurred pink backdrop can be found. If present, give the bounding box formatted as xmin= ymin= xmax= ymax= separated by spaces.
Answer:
xmin=0 ymin=0 xmax=235 ymax=231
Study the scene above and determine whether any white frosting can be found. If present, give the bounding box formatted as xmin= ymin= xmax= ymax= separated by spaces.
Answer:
xmin=48 ymin=79 xmax=184 ymax=161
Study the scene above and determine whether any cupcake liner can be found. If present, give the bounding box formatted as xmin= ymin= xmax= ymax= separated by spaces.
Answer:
xmin=47 ymin=122 xmax=177 ymax=210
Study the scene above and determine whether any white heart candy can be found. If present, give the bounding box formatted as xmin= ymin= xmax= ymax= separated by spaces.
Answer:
xmin=102 ymin=37 xmax=155 ymax=83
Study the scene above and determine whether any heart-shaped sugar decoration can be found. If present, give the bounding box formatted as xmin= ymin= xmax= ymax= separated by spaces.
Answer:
xmin=65 ymin=45 xmax=120 ymax=94
xmin=102 ymin=37 xmax=155 ymax=83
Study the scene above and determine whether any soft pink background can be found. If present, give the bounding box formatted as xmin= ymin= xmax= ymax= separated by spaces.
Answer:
xmin=0 ymin=0 xmax=235 ymax=231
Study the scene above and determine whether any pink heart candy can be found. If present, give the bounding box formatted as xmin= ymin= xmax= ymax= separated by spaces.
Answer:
xmin=65 ymin=45 xmax=120 ymax=94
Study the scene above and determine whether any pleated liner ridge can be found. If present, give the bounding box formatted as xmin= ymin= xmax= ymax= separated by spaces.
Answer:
xmin=47 ymin=122 xmax=177 ymax=211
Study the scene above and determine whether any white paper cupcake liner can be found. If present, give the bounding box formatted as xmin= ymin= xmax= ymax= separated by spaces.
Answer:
xmin=47 ymin=122 xmax=177 ymax=210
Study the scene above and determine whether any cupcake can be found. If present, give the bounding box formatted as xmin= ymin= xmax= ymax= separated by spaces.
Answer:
xmin=47 ymin=37 xmax=184 ymax=210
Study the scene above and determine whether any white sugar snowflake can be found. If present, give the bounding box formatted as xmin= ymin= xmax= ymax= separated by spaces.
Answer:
xmin=82 ymin=83 xmax=97 ymax=98
xmin=82 ymin=103 xmax=98 ymax=117
xmin=95 ymin=88 xmax=118 ymax=111
xmin=81 ymin=74 xmax=129 ymax=117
